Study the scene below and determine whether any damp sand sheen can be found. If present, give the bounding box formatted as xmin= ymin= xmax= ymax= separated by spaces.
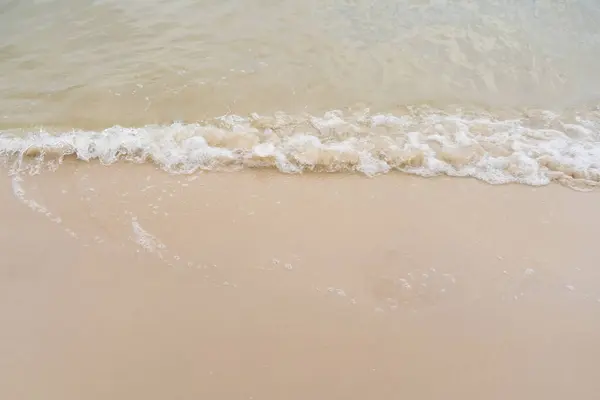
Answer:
xmin=1 ymin=1 xmax=600 ymax=399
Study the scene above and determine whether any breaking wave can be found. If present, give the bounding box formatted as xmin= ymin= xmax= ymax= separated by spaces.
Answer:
xmin=1 ymin=107 xmax=599 ymax=188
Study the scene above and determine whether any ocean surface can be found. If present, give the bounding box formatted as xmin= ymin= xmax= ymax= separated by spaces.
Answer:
xmin=1 ymin=0 xmax=599 ymax=187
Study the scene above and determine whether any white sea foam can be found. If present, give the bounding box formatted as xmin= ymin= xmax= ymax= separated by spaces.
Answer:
xmin=1 ymin=108 xmax=599 ymax=188
xmin=131 ymin=216 xmax=167 ymax=255
xmin=11 ymin=175 xmax=77 ymax=237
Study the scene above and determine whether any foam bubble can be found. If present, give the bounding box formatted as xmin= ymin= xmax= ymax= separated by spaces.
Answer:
xmin=1 ymin=107 xmax=599 ymax=188
xmin=131 ymin=216 xmax=167 ymax=254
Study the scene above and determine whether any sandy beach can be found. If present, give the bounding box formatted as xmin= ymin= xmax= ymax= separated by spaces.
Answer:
xmin=2 ymin=0 xmax=600 ymax=397
xmin=1 ymin=164 xmax=599 ymax=399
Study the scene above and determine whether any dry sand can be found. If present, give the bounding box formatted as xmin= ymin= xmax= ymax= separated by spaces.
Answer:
xmin=1 ymin=163 xmax=599 ymax=399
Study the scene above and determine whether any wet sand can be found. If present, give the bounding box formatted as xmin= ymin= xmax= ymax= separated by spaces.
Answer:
xmin=1 ymin=164 xmax=600 ymax=399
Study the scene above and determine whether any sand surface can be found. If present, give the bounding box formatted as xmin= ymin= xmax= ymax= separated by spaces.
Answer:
xmin=1 ymin=164 xmax=600 ymax=399
xmin=2 ymin=1 xmax=600 ymax=398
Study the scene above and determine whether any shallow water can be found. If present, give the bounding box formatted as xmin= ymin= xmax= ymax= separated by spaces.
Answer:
xmin=1 ymin=0 xmax=599 ymax=186
xmin=2 ymin=4 xmax=600 ymax=397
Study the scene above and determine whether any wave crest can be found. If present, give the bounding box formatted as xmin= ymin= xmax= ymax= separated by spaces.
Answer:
xmin=1 ymin=108 xmax=599 ymax=188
